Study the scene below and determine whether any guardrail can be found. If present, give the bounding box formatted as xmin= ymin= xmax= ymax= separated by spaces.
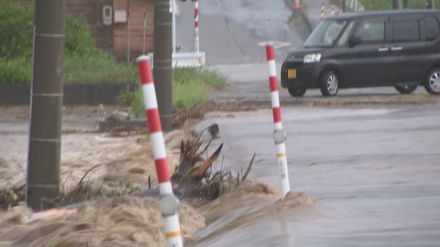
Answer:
xmin=147 ymin=52 xmax=206 ymax=68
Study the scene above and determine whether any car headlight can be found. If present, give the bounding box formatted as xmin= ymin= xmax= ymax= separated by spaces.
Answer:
xmin=303 ymin=53 xmax=321 ymax=63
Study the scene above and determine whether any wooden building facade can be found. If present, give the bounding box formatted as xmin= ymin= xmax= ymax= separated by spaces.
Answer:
xmin=21 ymin=0 xmax=154 ymax=61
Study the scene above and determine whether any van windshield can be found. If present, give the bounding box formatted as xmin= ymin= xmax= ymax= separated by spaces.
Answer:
xmin=304 ymin=20 xmax=347 ymax=48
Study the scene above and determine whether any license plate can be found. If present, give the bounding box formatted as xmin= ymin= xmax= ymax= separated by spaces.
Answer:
xmin=288 ymin=69 xmax=297 ymax=79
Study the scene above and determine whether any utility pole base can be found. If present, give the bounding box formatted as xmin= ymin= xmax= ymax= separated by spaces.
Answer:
xmin=27 ymin=185 xmax=59 ymax=210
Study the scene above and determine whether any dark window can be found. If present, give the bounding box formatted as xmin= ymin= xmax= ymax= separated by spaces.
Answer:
xmin=392 ymin=20 xmax=420 ymax=42
xmin=354 ymin=19 xmax=385 ymax=43
xmin=337 ymin=21 xmax=355 ymax=46
xmin=426 ymin=16 xmax=440 ymax=40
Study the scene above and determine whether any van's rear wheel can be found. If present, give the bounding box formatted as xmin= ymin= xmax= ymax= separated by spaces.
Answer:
xmin=320 ymin=71 xmax=339 ymax=96
xmin=288 ymin=87 xmax=306 ymax=97
xmin=394 ymin=84 xmax=418 ymax=94
xmin=425 ymin=68 xmax=440 ymax=95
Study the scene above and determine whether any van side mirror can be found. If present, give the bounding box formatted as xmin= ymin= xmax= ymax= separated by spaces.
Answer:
xmin=348 ymin=36 xmax=361 ymax=48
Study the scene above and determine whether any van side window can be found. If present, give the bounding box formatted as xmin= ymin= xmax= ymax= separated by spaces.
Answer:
xmin=392 ymin=19 xmax=420 ymax=42
xmin=354 ymin=19 xmax=385 ymax=43
xmin=337 ymin=21 xmax=355 ymax=46
xmin=426 ymin=16 xmax=440 ymax=40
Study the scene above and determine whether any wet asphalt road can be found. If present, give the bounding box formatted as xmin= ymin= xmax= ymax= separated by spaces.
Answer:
xmin=195 ymin=106 xmax=440 ymax=246
xmin=176 ymin=0 xmax=303 ymax=65
xmin=177 ymin=4 xmax=440 ymax=245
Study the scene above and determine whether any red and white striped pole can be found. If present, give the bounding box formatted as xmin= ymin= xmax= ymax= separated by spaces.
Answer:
xmin=137 ymin=56 xmax=183 ymax=247
xmin=194 ymin=0 xmax=200 ymax=53
xmin=320 ymin=0 xmax=325 ymax=20
xmin=294 ymin=0 xmax=301 ymax=10
xmin=265 ymin=45 xmax=290 ymax=197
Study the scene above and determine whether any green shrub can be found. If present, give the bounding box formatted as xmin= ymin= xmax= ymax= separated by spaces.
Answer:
xmin=129 ymin=68 xmax=226 ymax=117
xmin=65 ymin=16 xmax=99 ymax=57
xmin=0 ymin=1 xmax=99 ymax=59
xmin=64 ymin=52 xmax=136 ymax=84
xmin=0 ymin=1 xmax=134 ymax=85
xmin=0 ymin=2 xmax=33 ymax=60
xmin=131 ymin=89 xmax=145 ymax=117
xmin=0 ymin=58 xmax=32 ymax=84
xmin=172 ymin=68 xmax=226 ymax=109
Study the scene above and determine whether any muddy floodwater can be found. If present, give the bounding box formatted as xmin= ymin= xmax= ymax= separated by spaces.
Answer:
xmin=194 ymin=106 xmax=440 ymax=246
xmin=1 ymin=105 xmax=439 ymax=246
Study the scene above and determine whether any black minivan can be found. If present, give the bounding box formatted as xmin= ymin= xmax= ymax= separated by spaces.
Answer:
xmin=281 ymin=10 xmax=440 ymax=96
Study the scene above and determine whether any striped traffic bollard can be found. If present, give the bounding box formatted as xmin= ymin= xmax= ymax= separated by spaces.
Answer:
xmin=331 ymin=5 xmax=335 ymax=15
xmin=194 ymin=0 xmax=200 ymax=53
xmin=137 ymin=56 xmax=184 ymax=247
xmin=320 ymin=0 xmax=325 ymax=20
xmin=265 ymin=45 xmax=291 ymax=197
xmin=294 ymin=0 xmax=301 ymax=10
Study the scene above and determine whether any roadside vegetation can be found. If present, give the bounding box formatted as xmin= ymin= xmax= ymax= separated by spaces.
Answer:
xmin=0 ymin=1 xmax=135 ymax=85
xmin=0 ymin=1 xmax=226 ymax=110
xmin=332 ymin=0 xmax=440 ymax=10
xmin=127 ymin=68 xmax=226 ymax=117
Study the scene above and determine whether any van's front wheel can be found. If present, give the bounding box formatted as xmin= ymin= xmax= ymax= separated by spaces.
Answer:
xmin=425 ymin=68 xmax=440 ymax=95
xmin=288 ymin=87 xmax=306 ymax=97
xmin=394 ymin=84 xmax=418 ymax=94
xmin=320 ymin=71 xmax=339 ymax=97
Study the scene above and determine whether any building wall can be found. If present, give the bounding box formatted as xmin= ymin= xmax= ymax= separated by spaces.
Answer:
xmin=113 ymin=0 xmax=154 ymax=61
xmin=14 ymin=0 xmax=154 ymax=60
xmin=66 ymin=0 xmax=114 ymax=51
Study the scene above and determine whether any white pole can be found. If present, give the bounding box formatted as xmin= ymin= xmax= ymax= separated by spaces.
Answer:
xmin=265 ymin=45 xmax=291 ymax=197
xmin=137 ymin=56 xmax=184 ymax=247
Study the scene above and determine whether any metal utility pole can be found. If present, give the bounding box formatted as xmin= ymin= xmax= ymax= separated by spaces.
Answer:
xmin=393 ymin=0 xmax=401 ymax=9
xmin=27 ymin=0 xmax=65 ymax=211
xmin=153 ymin=0 xmax=173 ymax=131
xmin=342 ymin=0 xmax=347 ymax=12
xmin=172 ymin=0 xmax=177 ymax=54
xmin=127 ymin=0 xmax=132 ymax=64
xmin=426 ymin=0 xmax=434 ymax=9
xmin=403 ymin=0 xmax=409 ymax=8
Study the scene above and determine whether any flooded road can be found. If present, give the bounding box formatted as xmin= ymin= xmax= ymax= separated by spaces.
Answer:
xmin=194 ymin=106 xmax=440 ymax=246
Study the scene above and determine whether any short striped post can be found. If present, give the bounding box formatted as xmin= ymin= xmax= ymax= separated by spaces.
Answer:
xmin=137 ymin=56 xmax=183 ymax=247
xmin=194 ymin=0 xmax=200 ymax=53
xmin=265 ymin=45 xmax=290 ymax=197
xmin=331 ymin=5 xmax=335 ymax=15
xmin=320 ymin=0 xmax=325 ymax=20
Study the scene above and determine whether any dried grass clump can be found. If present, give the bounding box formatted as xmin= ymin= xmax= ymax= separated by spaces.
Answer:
xmin=0 ymin=196 xmax=205 ymax=247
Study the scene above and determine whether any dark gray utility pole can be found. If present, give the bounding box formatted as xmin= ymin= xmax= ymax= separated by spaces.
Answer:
xmin=393 ymin=0 xmax=401 ymax=9
xmin=27 ymin=0 xmax=65 ymax=211
xmin=403 ymin=0 xmax=409 ymax=8
xmin=426 ymin=0 xmax=434 ymax=9
xmin=153 ymin=0 xmax=173 ymax=131
xmin=342 ymin=0 xmax=347 ymax=12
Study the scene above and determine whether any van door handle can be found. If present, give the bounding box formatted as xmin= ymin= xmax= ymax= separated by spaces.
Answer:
xmin=391 ymin=46 xmax=403 ymax=51
xmin=378 ymin=47 xmax=389 ymax=52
